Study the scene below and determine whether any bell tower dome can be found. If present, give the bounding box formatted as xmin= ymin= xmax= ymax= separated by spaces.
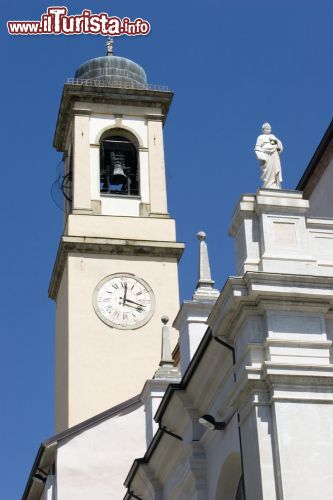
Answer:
xmin=51 ymin=45 xmax=183 ymax=432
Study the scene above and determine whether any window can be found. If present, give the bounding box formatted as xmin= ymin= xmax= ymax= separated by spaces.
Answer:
xmin=100 ymin=132 xmax=139 ymax=196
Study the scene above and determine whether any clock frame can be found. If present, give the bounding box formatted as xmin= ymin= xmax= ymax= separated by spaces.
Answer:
xmin=93 ymin=273 xmax=155 ymax=330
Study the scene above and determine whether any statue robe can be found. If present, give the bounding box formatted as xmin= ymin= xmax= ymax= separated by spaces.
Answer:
xmin=254 ymin=134 xmax=283 ymax=189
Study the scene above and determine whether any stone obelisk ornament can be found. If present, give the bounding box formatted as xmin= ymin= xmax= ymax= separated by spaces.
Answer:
xmin=254 ymin=123 xmax=283 ymax=189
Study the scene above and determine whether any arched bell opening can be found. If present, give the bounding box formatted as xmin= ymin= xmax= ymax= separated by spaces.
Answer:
xmin=99 ymin=129 xmax=139 ymax=197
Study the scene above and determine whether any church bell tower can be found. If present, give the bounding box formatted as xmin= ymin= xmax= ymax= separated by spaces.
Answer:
xmin=50 ymin=42 xmax=184 ymax=432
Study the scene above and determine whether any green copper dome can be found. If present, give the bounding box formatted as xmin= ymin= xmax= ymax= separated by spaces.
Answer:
xmin=74 ymin=55 xmax=147 ymax=88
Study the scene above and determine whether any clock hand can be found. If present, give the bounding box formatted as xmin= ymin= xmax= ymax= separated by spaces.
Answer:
xmin=125 ymin=302 xmax=141 ymax=309
xmin=124 ymin=298 xmax=146 ymax=308
xmin=123 ymin=282 xmax=128 ymax=306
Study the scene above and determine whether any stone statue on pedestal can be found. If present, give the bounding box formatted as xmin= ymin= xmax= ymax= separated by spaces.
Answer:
xmin=255 ymin=123 xmax=283 ymax=189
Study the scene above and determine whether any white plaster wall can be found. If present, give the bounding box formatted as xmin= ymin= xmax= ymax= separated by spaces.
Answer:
xmin=101 ymin=196 xmax=141 ymax=217
xmin=143 ymin=391 xmax=154 ymax=446
xmin=56 ymin=404 xmax=146 ymax=500
xmin=308 ymin=157 xmax=333 ymax=218
xmin=65 ymin=214 xmax=176 ymax=241
xmin=176 ymin=303 xmax=215 ymax=377
xmin=274 ymin=401 xmax=333 ymax=499
xmin=122 ymin=116 xmax=148 ymax=147
xmin=90 ymin=146 xmax=100 ymax=201
xmin=55 ymin=263 xmax=69 ymax=432
xmin=138 ymin=150 xmax=149 ymax=204
xmin=141 ymin=381 xmax=170 ymax=447
xmin=65 ymin=253 xmax=180 ymax=427
xmin=89 ymin=115 xmax=148 ymax=147
xmin=179 ymin=320 xmax=208 ymax=376
xmin=204 ymin=413 xmax=241 ymax=500
xmin=267 ymin=310 xmax=326 ymax=342
xmin=241 ymin=405 xmax=277 ymax=500
xmin=144 ymin=391 xmax=166 ymax=446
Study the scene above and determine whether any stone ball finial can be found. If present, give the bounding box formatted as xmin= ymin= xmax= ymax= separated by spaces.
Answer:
xmin=197 ymin=231 xmax=206 ymax=241
xmin=161 ymin=315 xmax=169 ymax=325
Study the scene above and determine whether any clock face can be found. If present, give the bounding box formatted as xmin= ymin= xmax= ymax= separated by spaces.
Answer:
xmin=93 ymin=273 xmax=155 ymax=330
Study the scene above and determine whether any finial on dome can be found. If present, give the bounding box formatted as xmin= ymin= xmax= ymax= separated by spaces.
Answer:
xmin=106 ymin=36 xmax=114 ymax=56
xmin=192 ymin=231 xmax=219 ymax=301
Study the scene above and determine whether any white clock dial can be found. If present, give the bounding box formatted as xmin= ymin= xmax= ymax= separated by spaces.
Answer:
xmin=93 ymin=273 xmax=155 ymax=330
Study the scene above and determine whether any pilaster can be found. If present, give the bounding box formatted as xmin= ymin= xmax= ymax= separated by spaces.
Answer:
xmin=147 ymin=118 xmax=168 ymax=215
xmin=72 ymin=110 xmax=92 ymax=212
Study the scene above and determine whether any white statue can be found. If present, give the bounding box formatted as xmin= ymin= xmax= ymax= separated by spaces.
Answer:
xmin=254 ymin=123 xmax=283 ymax=189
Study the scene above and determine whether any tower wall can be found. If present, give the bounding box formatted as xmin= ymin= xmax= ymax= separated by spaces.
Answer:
xmin=51 ymin=83 xmax=183 ymax=431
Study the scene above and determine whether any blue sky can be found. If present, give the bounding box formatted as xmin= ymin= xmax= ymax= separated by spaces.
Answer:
xmin=1 ymin=1 xmax=333 ymax=497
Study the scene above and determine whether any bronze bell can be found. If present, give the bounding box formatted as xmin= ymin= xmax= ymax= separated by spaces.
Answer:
xmin=111 ymin=153 xmax=128 ymax=183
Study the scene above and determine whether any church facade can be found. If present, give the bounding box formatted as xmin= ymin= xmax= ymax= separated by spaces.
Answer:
xmin=23 ymin=47 xmax=333 ymax=499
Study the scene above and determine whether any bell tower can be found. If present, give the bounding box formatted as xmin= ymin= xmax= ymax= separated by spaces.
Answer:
xmin=50 ymin=45 xmax=184 ymax=432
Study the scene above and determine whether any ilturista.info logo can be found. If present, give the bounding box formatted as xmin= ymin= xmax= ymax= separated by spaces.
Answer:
xmin=7 ymin=6 xmax=151 ymax=36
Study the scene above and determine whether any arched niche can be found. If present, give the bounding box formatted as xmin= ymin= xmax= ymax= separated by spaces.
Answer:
xmin=214 ymin=452 xmax=243 ymax=500
xmin=99 ymin=128 xmax=140 ymax=197
xmin=95 ymin=124 xmax=144 ymax=148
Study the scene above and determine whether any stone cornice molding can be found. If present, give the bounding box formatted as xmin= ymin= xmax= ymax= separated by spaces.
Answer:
xmin=127 ymin=463 xmax=162 ymax=500
xmin=154 ymin=441 xmax=206 ymax=499
xmin=254 ymin=188 xmax=309 ymax=214
xmin=173 ymin=300 xmax=215 ymax=330
xmin=145 ymin=114 xmax=164 ymax=121
xmin=49 ymin=236 xmax=184 ymax=300
xmin=171 ymin=392 xmax=205 ymax=441
xmin=229 ymin=190 xmax=310 ymax=238
xmin=159 ymin=392 xmax=189 ymax=438
xmin=72 ymin=107 xmax=92 ymax=116
xmin=208 ymin=272 xmax=333 ymax=337
xmin=228 ymin=362 xmax=333 ymax=424
xmin=229 ymin=194 xmax=255 ymax=237
xmin=198 ymin=348 xmax=333 ymax=427
xmin=135 ymin=464 xmax=163 ymax=500
xmin=140 ymin=378 xmax=180 ymax=405
xmin=150 ymin=431 xmax=186 ymax=481
xmin=54 ymin=84 xmax=173 ymax=152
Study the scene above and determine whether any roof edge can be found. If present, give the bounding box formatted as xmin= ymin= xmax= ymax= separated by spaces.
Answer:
xmin=297 ymin=118 xmax=333 ymax=196
xmin=23 ymin=394 xmax=141 ymax=499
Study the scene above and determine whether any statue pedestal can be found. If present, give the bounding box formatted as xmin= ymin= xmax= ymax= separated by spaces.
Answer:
xmin=229 ymin=188 xmax=320 ymax=275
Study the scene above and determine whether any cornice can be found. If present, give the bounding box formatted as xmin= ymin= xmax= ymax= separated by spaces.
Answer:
xmin=49 ymin=235 xmax=184 ymax=300
xmin=173 ymin=300 xmax=216 ymax=330
xmin=230 ymin=362 xmax=333 ymax=422
xmin=208 ymin=271 xmax=333 ymax=337
xmin=54 ymin=84 xmax=173 ymax=152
